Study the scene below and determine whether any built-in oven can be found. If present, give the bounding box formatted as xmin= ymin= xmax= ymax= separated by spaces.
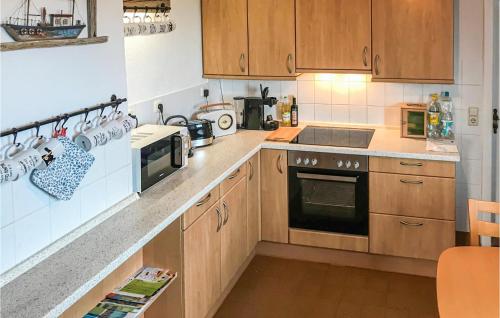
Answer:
xmin=288 ymin=151 xmax=369 ymax=236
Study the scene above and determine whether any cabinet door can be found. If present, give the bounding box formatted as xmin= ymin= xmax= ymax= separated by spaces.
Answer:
xmin=296 ymin=0 xmax=371 ymax=71
xmin=183 ymin=203 xmax=221 ymax=318
xmin=202 ymin=0 xmax=248 ymax=76
xmin=220 ymin=178 xmax=248 ymax=291
xmin=247 ymin=153 xmax=261 ymax=255
xmin=372 ymin=0 xmax=454 ymax=82
xmin=261 ymin=149 xmax=289 ymax=243
xmin=248 ymin=0 xmax=296 ymax=76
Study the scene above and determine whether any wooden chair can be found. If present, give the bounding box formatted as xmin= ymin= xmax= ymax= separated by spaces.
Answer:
xmin=468 ymin=199 xmax=500 ymax=246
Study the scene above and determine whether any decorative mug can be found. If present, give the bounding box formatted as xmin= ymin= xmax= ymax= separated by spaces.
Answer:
xmin=0 ymin=144 xmax=24 ymax=183
xmin=74 ymin=116 xmax=109 ymax=152
xmin=102 ymin=113 xmax=126 ymax=140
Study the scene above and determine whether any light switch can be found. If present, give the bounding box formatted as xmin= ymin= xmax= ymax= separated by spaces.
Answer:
xmin=468 ymin=107 xmax=479 ymax=126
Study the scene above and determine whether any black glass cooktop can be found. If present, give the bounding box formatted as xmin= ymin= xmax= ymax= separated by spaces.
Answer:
xmin=292 ymin=126 xmax=375 ymax=149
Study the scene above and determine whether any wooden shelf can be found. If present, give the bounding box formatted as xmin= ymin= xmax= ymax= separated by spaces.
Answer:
xmin=0 ymin=36 xmax=108 ymax=52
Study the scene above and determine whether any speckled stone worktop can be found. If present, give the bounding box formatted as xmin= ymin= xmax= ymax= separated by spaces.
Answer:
xmin=0 ymin=126 xmax=459 ymax=318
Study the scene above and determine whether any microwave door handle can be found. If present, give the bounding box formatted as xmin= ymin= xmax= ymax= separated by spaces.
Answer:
xmin=296 ymin=173 xmax=358 ymax=183
xmin=171 ymin=134 xmax=183 ymax=168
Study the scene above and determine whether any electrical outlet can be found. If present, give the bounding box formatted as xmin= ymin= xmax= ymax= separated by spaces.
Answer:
xmin=468 ymin=107 xmax=479 ymax=126
xmin=153 ymin=100 xmax=163 ymax=113
xmin=201 ymin=88 xmax=209 ymax=98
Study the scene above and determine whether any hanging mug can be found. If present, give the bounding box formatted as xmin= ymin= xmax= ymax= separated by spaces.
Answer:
xmin=0 ymin=144 xmax=24 ymax=183
xmin=102 ymin=112 xmax=126 ymax=140
xmin=74 ymin=116 xmax=109 ymax=151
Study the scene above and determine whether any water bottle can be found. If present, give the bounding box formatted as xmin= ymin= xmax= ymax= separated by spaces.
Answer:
xmin=427 ymin=94 xmax=441 ymax=139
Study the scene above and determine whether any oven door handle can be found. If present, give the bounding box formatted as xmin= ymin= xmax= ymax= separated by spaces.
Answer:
xmin=296 ymin=173 xmax=358 ymax=183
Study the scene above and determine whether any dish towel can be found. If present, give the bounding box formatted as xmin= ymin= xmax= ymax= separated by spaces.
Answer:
xmin=31 ymin=137 xmax=95 ymax=201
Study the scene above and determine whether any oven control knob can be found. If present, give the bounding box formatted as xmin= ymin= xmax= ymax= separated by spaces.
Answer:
xmin=311 ymin=158 xmax=318 ymax=166
xmin=354 ymin=161 xmax=360 ymax=169
xmin=336 ymin=160 xmax=343 ymax=168
xmin=296 ymin=157 xmax=302 ymax=165
xmin=304 ymin=158 xmax=310 ymax=165
xmin=345 ymin=161 xmax=352 ymax=168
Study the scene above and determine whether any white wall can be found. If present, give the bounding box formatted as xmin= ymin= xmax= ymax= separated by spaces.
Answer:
xmin=208 ymin=0 xmax=486 ymax=232
xmin=125 ymin=0 xmax=207 ymax=123
xmin=0 ymin=1 xmax=132 ymax=274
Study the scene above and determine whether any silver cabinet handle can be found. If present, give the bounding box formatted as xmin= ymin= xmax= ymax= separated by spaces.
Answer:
xmin=222 ymin=201 xmax=229 ymax=225
xmin=228 ymin=168 xmax=240 ymax=180
xmin=400 ymin=220 xmax=424 ymax=227
xmin=239 ymin=53 xmax=246 ymax=73
xmin=374 ymin=54 xmax=381 ymax=75
xmin=400 ymin=179 xmax=424 ymax=185
xmin=248 ymin=161 xmax=254 ymax=181
xmin=216 ymin=207 xmax=222 ymax=232
xmin=362 ymin=46 xmax=369 ymax=67
xmin=277 ymin=154 xmax=283 ymax=174
xmin=196 ymin=193 xmax=211 ymax=207
xmin=286 ymin=54 xmax=293 ymax=74
xmin=400 ymin=161 xmax=423 ymax=167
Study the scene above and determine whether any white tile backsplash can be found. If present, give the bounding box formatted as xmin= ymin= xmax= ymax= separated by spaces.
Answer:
xmin=1 ymin=183 xmax=14 ymax=228
xmin=14 ymin=207 xmax=51 ymax=264
xmin=367 ymin=106 xmax=386 ymax=125
xmin=1 ymin=224 xmax=16 ymax=273
xmin=298 ymin=81 xmax=315 ymax=104
xmin=332 ymin=81 xmax=349 ymax=105
xmin=81 ymin=179 xmax=108 ymax=224
xmin=12 ymin=178 xmax=50 ymax=221
xmin=315 ymin=81 xmax=332 ymax=105
xmin=300 ymin=104 xmax=315 ymax=121
xmin=384 ymin=84 xmax=404 ymax=107
xmin=349 ymin=105 xmax=368 ymax=124
xmin=314 ymin=104 xmax=332 ymax=122
xmin=49 ymin=190 xmax=82 ymax=241
xmin=367 ymin=82 xmax=385 ymax=106
xmin=403 ymin=84 xmax=423 ymax=104
xmin=349 ymin=82 xmax=367 ymax=105
xmin=332 ymin=105 xmax=350 ymax=123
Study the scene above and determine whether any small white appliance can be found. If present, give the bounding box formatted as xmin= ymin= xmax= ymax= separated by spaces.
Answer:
xmin=131 ymin=125 xmax=190 ymax=193
xmin=195 ymin=103 xmax=237 ymax=138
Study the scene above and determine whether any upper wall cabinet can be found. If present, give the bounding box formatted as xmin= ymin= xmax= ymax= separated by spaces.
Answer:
xmin=202 ymin=0 xmax=249 ymax=76
xmin=248 ymin=0 xmax=296 ymax=77
xmin=296 ymin=0 xmax=372 ymax=73
xmin=372 ymin=0 xmax=454 ymax=83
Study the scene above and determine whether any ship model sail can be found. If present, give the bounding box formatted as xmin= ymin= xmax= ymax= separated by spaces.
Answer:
xmin=2 ymin=0 xmax=86 ymax=41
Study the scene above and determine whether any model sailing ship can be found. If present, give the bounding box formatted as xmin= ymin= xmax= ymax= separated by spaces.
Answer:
xmin=2 ymin=0 xmax=86 ymax=41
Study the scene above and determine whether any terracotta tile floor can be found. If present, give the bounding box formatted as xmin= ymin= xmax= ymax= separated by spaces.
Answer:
xmin=215 ymin=256 xmax=439 ymax=318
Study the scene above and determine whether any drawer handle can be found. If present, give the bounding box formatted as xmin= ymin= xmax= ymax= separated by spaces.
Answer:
xmin=222 ymin=201 xmax=229 ymax=225
xmin=228 ymin=169 xmax=240 ymax=180
xmin=196 ymin=193 xmax=212 ymax=207
xmin=277 ymin=154 xmax=284 ymax=174
xmin=400 ymin=179 xmax=424 ymax=185
xmin=400 ymin=162 xmax=423 ymax=167
xmin=400 ymin=220 xmax=424 ymax=227
xmin=249 ymin=161 xmax=254 ymax=181
xmin=216 ymin=207 xmax=222 ymax=232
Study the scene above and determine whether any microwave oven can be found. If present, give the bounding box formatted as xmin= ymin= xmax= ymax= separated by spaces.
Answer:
xmin=131 ymin=125 xmax=190 ymax=193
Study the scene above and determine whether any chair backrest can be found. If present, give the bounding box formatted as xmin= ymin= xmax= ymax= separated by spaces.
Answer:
xmin=468 ymin=199 xmax=500 ymax=246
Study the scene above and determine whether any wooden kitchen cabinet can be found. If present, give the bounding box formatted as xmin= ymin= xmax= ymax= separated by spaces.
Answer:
xmin=184 ymin=203 xmax=221 ymax=318
xmin=248 ymin=0 xmax=296 ymax=76
xmin=296 ymin=0 xmax=372 ymax=72
xmin=247 ymin=152 xmax=261 ymax=254
xmin=372 ymin=0 xmax=454 ymax=83
xmin=202 ymin=0 xmax=248 ymax=76
xmin=261 ymin=149 xmax=289 ymax=243
xmin=220 ymin=178 xmax=248 ymax=291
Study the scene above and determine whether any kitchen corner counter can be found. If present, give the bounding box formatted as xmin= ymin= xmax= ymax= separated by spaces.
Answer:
xmin=0 ymin=126 xmax=459 ymax=318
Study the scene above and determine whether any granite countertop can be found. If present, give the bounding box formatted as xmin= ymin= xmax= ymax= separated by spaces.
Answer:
xmin=0 ymin=126 xmax=460 ymax=318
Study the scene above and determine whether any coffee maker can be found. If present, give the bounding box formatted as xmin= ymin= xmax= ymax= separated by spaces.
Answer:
xmin=235 ymin=85 xmax=279 ymax=131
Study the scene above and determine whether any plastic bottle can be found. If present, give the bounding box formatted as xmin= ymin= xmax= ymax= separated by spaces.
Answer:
xmin=281 ymin=96 xmax=291 ymax=127
xmin=427 ymin=94 xmax=441 ymax=139
xmin=291 ymin=98 xmax=298 ymax=127
xmin=440 ymin=91 xmax=454 ymax=140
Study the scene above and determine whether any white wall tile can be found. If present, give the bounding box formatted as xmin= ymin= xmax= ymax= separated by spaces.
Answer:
xmin=1 ymin=224 xmax=16 ymax=273
xmin=80 ymin=179 xmax=107 ymax=223
xmin=332 ymin=105 xmax=349 ymax=123
xmin=458 ymin=0 xmax=484 ymax=85
xmin=49 ymin=190 xmax=82 ymax=241
xmin=281 ymin=81 xmax=297 ymax=99
xmin=1 ymin=183 xmax=14 ymax=228
xmin=349 ymin=106 xmax=368 ymax=124
xmin=384 ymin=106 xmax=401 ymax=127
xmin=297 ymin=81 xmax=315 ymax=104
xmin=315 ymin=81 xmax=332 ymax=105
xmin=12 ymin=178 xmax=50 ymax=221
xmin=80 ymin=146 xmax=106 ymax=187
xmin=367 ymin=106 xmax=386 ymax=125
xmin=349 ymin=82 xmax=367 ymax=105
xmin=14 ymin=207 xmax=51 ymax=264
xmin=384 ymin=84 xmax=404 ymax=107
xmin=315 ymin=104 xmax=332 ymax=122
xmin=403 ymin=84 xmax=423 ymax=103
xmin=422 ymin=84 xmax=442 ymax=102
xmin=332 ymin=81 xmax=349 ymax=105
xmin=232 ymin=80 xmax=249 ymax=98
xmin=299 ymin=104 xmax=315 ymax=122
xmin=105 ymin=137 xmax=132 ymax=175
xmin=460 ymin=134 xmax=483 ymax=160
xmin=367 ymin=82 xmax=385 ymax=106
xmin=106 ymin=165 xmax=132 ymax=207
xmin=461 ymin=85 xmax=483 ymax=110
xmin=442 ymin=85 xmax=462 ymax=109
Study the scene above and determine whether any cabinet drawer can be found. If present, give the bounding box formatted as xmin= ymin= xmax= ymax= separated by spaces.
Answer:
xmin=370 ymin=157 xmax=455 ymax=178
xmin=220 ymin=164 xmax=247 ymax=196
xmin=183 ymin=186 xmax=220 ymax=230
xmin=370 ymin=172 xmax=455 ymax=220
xmin=369 ymin=213 xmax=455 ymax=261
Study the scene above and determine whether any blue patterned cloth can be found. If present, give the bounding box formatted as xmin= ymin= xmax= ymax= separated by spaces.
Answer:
xmin=31 ymin=137 xmax=95 ymax=201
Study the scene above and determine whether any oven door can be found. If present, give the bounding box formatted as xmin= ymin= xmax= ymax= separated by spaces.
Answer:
xmin=140 ymin=133 xmax=183 ymax=192
xmin=289 ymin=166 xmax=368 ymax=236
